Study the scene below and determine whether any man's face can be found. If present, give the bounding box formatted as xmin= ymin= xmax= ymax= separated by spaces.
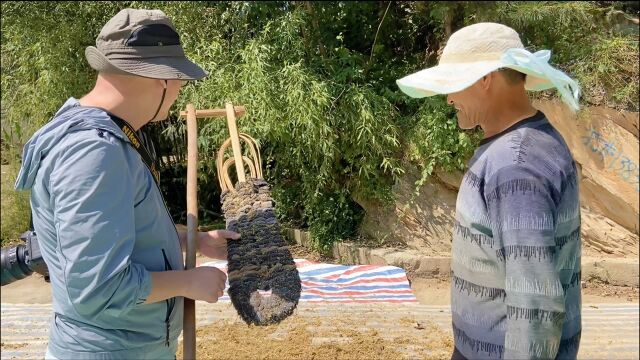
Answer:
xmin=446 ymin=80 xmax=488 ymax=130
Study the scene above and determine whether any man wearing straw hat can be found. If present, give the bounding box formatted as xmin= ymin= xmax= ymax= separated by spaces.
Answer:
xmin=15 ymin=8 xmax=238 ymax=359
xmin=397 ymin=23 xmax=582 ymax=360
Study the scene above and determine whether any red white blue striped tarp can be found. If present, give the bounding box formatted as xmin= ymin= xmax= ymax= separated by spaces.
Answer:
xmin=199 ymin=259 xmax=418 ymax=303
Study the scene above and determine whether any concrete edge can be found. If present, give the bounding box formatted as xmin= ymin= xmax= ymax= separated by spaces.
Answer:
xmin=283 ymin=228 xmax=639 ymax=287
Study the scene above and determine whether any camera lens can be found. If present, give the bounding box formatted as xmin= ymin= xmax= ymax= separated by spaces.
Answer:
xmin=1 ymin=244 xmax=33 ymax=286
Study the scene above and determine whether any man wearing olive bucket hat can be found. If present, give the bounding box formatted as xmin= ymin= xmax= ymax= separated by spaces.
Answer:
xmin=397 ymin=23 xmax=582 ymax=360
xmin=15 ymin=8 xmax=239 ymax=359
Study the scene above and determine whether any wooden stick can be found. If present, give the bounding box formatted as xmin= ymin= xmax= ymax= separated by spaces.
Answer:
xmin=183 ymin=103 xmax=198 ymax=360
xmin=179 ymin=106 xmax=246 ymax=119
xmin=225 ymin=102 xmax=246 ymax=183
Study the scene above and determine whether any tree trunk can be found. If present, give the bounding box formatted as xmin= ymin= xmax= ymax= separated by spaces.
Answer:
xmin=304 ymin=1 xmax=326 ymax=58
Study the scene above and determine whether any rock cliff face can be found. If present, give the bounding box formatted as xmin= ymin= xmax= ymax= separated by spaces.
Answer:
xmin=358 ymin=100 xmax=639 ymax=258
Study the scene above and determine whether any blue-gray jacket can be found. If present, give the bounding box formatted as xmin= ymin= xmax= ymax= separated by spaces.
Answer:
xmin=15 ymin=98 xmax=184 ymax=359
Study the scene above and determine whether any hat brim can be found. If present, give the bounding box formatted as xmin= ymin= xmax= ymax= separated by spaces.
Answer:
xmin=396 ymin=61 xmax=552 ymax=98
xmin=86 ymin=46 xmax=207 ymax=80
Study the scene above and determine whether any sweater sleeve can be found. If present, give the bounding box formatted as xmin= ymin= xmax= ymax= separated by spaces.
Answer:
xmin=485 ymin=165 xmax=565 ymax=360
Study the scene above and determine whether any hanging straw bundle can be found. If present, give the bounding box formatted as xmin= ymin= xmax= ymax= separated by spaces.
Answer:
xmin=217 ymin=134 xmax=301 ymax=325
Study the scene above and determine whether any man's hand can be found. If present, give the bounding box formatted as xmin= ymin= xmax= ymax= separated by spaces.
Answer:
xmin=176 ymin=226 xmax=240 ymax=259
xmin=197 ymin=230 xmax=240 ymax=260
xmin=184 ymin=266 xmax=228 ymax=303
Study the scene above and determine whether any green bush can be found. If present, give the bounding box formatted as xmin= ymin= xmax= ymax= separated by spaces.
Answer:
xmin=1 ymin=164 xmax=30 ymax=246
xmin=406 ymin=97 xmax=481 ymax=195
xmin=473 ymin=1 xmax=639 ymax=110
xmin=1 ymin=2 xmax=127 ymax=149
xmin=2 ymin=1 xmax=637 ymax=249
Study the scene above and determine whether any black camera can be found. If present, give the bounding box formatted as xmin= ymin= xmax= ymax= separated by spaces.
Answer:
xmin=1 ymin=230 xmax=49 ymax=286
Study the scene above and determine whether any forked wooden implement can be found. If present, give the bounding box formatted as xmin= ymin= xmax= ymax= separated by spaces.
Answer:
xmin=214 ymin=107 xmax=301 ymax=327
xmin=179 ymin=102 xmax=246 ymax=360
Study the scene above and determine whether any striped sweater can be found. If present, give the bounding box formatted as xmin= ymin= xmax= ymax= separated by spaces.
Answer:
xmin=451 ymin=111 xmax=582 ymax=360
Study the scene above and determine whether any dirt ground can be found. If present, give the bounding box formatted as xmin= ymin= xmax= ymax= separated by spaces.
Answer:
xmin=177 ymin=314 xmax=453 ymax=360
xmin=1 ymin=273 xmax=52 ymax=304
xmin=1 ymin=249 xmax=638 ymax=360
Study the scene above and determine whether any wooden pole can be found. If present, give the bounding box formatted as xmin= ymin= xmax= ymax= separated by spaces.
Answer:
xmin=184 ymin=103 xmax=198 ymax=360
xmin=177 ymin=103 xmax=248 ymax=359
xmin=225 ymin=102 xmax=246 ymax=183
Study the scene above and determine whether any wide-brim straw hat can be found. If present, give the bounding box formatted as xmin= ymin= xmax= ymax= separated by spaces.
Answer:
xmin=85 ymin=8 xmax=207 ymax=80
xmin=397 ymin=22 xmax=558 ymax=98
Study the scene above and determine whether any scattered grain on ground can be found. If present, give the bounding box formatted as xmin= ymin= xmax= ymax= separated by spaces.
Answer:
xmin=177 ymin=312 xmax=453 ymax=360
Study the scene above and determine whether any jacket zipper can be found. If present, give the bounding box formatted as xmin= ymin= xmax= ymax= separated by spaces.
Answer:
xmin=142 ymin=161 xmax=181 ymax=245
xmin=162 ymin=249 xmax=174 ymax=347
xmin=87 ymin=109 xmax=181 ymax=347
xmin=139 ymin=147 xmax=182 ymax=348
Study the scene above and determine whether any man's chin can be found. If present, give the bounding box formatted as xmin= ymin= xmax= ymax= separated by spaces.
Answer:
xmin=456 ymin=118 xmax=475 ymax=130
xmin=151 ymin=112 xmax=170 ymax=123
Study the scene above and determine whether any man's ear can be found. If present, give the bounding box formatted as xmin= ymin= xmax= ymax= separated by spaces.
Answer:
xmin=479 ymin=73 xmax=493 ymax=91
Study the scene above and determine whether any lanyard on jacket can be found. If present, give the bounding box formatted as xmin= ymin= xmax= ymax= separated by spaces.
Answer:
xmin=108 ymin=115 xmax=161 ymax=185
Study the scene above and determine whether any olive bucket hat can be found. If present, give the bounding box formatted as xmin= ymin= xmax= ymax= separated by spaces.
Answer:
xmin=85 ymin=8 xmax=207 ymax=80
